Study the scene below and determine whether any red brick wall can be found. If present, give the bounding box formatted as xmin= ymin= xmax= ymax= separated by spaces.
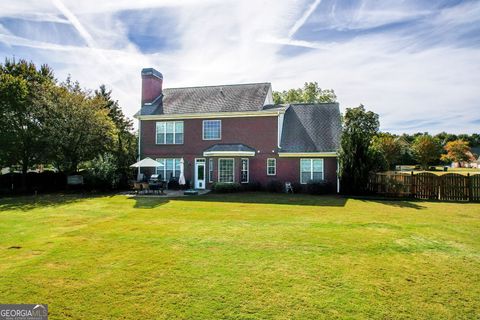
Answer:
xmin=141 ymin=76 xmax=163 ymax=104
xmin=139 ymin=116 xmax=338 ymax=191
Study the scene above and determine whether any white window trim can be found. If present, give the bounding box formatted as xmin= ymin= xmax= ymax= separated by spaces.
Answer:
xmin=202 ymin=119 xmax=222 ymax=141
xmin=300 ymin=158 xmax=325 ymax=184
xmin=155 ymin=121 xmax=184 ymax=145
xmin=208 ymin=158 xmax=214 ymax=183
xmin=267 ymin=158 xmax=276 ymax=176
xmin=240 ymin=158 xmax=249 ymax=183
xmin=218 ymin=158 xmax=235 ymax=183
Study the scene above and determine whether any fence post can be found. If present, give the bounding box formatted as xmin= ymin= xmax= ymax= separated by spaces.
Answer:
xmin=468 ymin=173 xmax=473 ymax=202
xmin=411 ymin=171 xmax=415 ymax=199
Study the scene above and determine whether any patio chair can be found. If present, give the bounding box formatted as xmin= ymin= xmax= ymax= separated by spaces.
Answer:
xmin=133 ymin=182 xmax=143 ymax=195
xmin=141 ymin=182 xmax=150 ymax=195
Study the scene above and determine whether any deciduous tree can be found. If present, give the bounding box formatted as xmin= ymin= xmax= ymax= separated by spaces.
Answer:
xmin=41 ymin=81 xmax=117 ymax=173
xmin=0 ymin=59 xmax=54 ymax=189
xmin=411 ymin=134 xmax=441 ymax=170
xmin=273 ymin=82 xmax=336 ymax=104
xmin=440 ymin=140 xmax=473 ymax=166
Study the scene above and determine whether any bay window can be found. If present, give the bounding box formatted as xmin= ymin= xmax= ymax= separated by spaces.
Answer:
xmin=218 ymin=158 xmax=234 ymax=183
xmin=209 ymin=158 xmax=214 ymax=182
xmin=240 ymin=159 xmax=249 ymax=183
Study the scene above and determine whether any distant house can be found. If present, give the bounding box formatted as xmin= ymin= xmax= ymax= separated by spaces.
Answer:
xmin=134 ymin=68 xmax=342 ymax=191
xmin=451 ymin=147 xmax=480 ymax=168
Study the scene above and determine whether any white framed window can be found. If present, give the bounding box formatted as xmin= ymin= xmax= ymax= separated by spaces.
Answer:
xmin=208 ymin=158 xmax=214 ymax=182
xmin=156 ymin=158 xmax=181 ymax=181
xmin=156 ymin=121 xmax=183 ymax=144
xmin=203 ymin=120 xmax=221 ymax=140
xmin=300 ymin=159 xmax=324 ymax=184
xmin=240 ymin=158 xmax=249 ymax=183
xmin=218 ymin=158 xmax=234 ymax=183
xmin=267 ymin=158 xmax=276 ymax=175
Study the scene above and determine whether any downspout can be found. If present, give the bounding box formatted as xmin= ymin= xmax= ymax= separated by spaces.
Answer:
xmin=137 ymin=118 xmax=141 ymax=181
xmin=336 ymin=156 xmax=340 ymax=193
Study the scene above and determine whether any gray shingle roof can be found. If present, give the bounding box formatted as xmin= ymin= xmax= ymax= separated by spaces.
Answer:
xmin=204 ymin=144 xmax=256 ymax=153
xmin=140 ymin=83 xmax=271 ymax=115
xmin=280 ymin=103 xmax=342 ymax=153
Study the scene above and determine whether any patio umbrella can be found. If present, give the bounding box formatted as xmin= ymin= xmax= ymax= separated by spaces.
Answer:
xmin=130 ymin=157 xmax=163 ymax=181
xmin=178 ymin=158 xmax=186 ymax=185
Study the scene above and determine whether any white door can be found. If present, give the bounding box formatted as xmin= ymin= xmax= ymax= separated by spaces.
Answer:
xmin=195 ymin=158 xmax=206 ymax=189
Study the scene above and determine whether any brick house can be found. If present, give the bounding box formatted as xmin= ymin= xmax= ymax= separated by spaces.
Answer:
xmin=135 ymin=68 xmax=342 ymax=192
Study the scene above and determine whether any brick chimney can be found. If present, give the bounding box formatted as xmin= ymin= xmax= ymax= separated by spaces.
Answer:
xmin=141 ymin=68 xmax=163 ymax=104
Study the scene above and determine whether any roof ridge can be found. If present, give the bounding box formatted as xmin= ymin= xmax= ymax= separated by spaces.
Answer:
xmin=163 ymin=82 xmax=271 ymax=90
xmin=290 ymin=102 xmax=339 ymax=106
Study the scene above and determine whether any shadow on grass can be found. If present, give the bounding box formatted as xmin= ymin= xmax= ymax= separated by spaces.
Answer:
xmin=354 ymin=197 xmax=427 ymax=210
xmin=132 ymin=192 xmax=348 ymax=209
xmin=0 ymin=193 xmax=115 ymax=212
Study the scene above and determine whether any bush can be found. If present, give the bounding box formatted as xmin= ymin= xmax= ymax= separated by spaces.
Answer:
xmin=83 ymin=153 xmax=119 ymax=190
xmin=242 ymin=181 xmax=263 ymax=191
xmin=306 ymin=180 xmax=332 ymax=195
xmin=212 ymin=182 xmax=241 ymax=193
xmin=266 ymin=180 xmax=284 ymax=193
xmin=291 ymin=182 xmax=304 ymax=193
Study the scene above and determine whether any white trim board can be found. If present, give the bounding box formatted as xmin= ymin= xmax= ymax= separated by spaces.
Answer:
xmin=278 ymin=152 xmax=337 ymax=158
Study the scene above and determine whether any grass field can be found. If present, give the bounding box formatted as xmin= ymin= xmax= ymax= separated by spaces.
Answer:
xmin=0 ymin=193 xmax=479 ymax=319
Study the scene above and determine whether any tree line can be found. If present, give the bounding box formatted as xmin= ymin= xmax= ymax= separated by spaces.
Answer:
xmin=0 ymin=58 xmax=136 ymax=190
xmin=273 ymin=84 xmax=479 ymax=195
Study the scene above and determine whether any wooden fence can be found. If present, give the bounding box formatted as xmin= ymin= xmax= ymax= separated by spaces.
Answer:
xmin=367 ymin=172 xmax=480 ymax=202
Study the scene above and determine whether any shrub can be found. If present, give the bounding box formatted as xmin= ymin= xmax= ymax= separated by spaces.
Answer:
xmin=266 ymin=180 xmax=284 ymax=193
xmin=242 ymin=181 xmax=263 ymax=191
xmin=83 ymin=153 xmax=119 ymax=190
xmin=306 ymin=180 xmax=332 ymax=195
xmin=212 ymin=182 xmax=241 ymax=193
xmin=291 ymin=182 xmax=304 ymax=193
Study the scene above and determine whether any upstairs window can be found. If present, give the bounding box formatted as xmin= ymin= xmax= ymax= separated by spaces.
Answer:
xmin=203 ymin=120 xmax=221 ymax=140
xmin=300 ymin=159 xmax=324 ymax=184
xmin=267 ymin=158 xmax=276 ymax=175
xmin=156 ymin=121 xmax=183 ymax=144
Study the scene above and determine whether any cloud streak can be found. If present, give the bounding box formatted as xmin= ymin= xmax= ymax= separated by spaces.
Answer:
xmin=0 ymin=0 xmax=479 ymax=134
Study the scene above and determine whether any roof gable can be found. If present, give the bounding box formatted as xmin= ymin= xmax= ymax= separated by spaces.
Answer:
xmin=280 ymin=103 xmax=342 ymax=153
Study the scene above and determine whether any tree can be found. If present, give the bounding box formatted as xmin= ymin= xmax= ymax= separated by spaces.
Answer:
xmin=273 ymin=82 xmax=336 ymax=104
xmin=411 ymin=134 xmax=441 ymax=170
xmin=372 ymin=133 xmax=405 ymax=170
xmin=41 ymin=81 xmax=117 ymax=173
xmin=0 ymin=59 xmax=55 ymax=189
xmin=339 ymin=105 xmax=380 ymax=195
xmin=440 ymin=140 xmax=473 ymax=166
xmin=94 ymin=85 xmax=137 ymax=184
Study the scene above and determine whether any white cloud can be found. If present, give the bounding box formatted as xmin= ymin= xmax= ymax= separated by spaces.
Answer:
xmin=0 ymin=0 xmax=479 ymax=134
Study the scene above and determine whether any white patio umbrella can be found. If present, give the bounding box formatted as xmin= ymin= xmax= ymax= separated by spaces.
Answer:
xmin=178 ymin=158 xmax=186 ymax=185
xmin=130 ymin=157 xmax=163 ymax=181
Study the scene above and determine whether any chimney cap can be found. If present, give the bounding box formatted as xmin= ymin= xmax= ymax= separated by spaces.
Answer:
xmin=141 ymin=68 xmax=163 ymax=80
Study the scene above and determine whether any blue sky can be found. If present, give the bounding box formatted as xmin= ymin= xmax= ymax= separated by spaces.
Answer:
xmin=0 ymin=0 xmax=479 ymax=133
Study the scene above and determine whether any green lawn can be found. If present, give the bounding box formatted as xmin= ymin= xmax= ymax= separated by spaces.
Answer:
xmin=0 ymin=193 xmax=479 ymax=319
